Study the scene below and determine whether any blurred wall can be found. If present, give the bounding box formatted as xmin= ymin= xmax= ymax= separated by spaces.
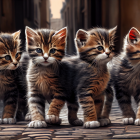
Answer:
xmin=0 ymin=0 xmax=50 ymax=48
xmin=40 ymin=0 xmax=50 ymax=28
xmin=120 ymin=0 xmax=140 ymax=47
xmin=0 ymin=0 xmax=15 ymax=32
xmin=50 ymin=18 xmax=63 ymax=30
xmin=61 ymin=0 xmax=102 ymax=54
xmin=102 ymin=0 xmax=140 ymax=52
xmin=61 ymin=0 xmax=140 ymax=54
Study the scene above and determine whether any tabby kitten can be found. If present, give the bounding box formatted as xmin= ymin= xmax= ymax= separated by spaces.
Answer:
xmin=46 ymin=27 xmax=118 ymax=128
xmin=111 ymin=27 xmax=140 ymax=125
xmin=0 ymin=31 xmax=27 ymax=124
xmin=26 ymin=27 xmax=70 ymax=128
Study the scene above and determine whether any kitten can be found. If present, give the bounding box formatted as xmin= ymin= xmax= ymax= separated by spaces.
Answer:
xmin=47 ymin=27 xmax=118 ymax=128
xmin=111 ymin=27 xmax=140 ymax=125
xmin=0 ymin=31 xmax=27 ymax=124
xmin=26 ymin=27 xmax=70 ymax=128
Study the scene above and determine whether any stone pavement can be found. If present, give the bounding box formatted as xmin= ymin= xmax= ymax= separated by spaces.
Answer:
xmin=0 ymin=97 xmax=139 ymax=140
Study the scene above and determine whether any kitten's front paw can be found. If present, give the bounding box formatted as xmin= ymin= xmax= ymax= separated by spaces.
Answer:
xmin=45 ymin=115 xmax=61 ymax=125
xmin=70 ymin=119 xmax=83 ymax=126
xmin=135 ymin=119 xmax=140 ymax=125
xmin=25 ymin=112 xmax=31 ymax=121
xmin=2 ymin=118 xmax=16 ymax=124
xmin=84 ymin=121 xmax=100 ymax=128
xmin=123 ymin=117 xmax=134 ymax=124
xmin=28 ymin=121 xmax=47 ymax=128
xmin=99 ymin=118 xmax=111 ymax=126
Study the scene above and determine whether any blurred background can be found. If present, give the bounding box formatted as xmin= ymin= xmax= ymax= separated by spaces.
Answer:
xmin=0 ymin=0 xmax=140 ymax=54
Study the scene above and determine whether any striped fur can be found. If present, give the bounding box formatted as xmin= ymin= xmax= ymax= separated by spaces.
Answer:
xmin=101 ymin=83 xmax=114 ymax=119
xmin=0 ymin=31 xmax=27 ymax=124
xmin=110 ymin=27 xmax=140 ymax=125
xmin=56 ymin=27 xmax=118 ymax=128
xmin=26 ymin=27 xmax=68 ymax=128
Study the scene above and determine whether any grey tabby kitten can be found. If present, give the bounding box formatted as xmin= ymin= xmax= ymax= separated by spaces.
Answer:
xmin=46 ymin=26 xmax=118 ymax=128
xmin=110 ymin=27 xmax=140 ymax=125
xmin=0 ymin=31 xmax=27 ymax=124
xmin=25 ymin=26 xmax=68 ymax=128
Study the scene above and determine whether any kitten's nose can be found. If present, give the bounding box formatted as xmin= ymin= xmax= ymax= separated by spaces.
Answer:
xmin=43 ymin=57 xmax=48 ymax=61
xmin=105 ymin=52 xmax=110 ymax=56
xmin=13 ymin=63 xmax=18 ymax=66
xmin=43 ymin=53 xmax=48 ymax=61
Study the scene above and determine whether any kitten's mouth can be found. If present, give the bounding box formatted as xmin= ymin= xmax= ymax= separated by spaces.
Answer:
xmin=44 ymin=60 xmax=48 ymax=63
xmin=43 ymin=61 xmax=48 ymax=63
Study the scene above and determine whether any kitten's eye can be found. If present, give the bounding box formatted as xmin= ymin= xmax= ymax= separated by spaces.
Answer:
xmin=50 ymin=48 xmax=56 ymax=54
xmin=5 ymin=55 xmax=11 ymax=60
xmin=15 ymin=53 xmax=19 ymax=58
xmin=97 ymin=46 xmax=103 ymax=51
xmin=36 ymin=48 xmax=42 ymax=53
xmin=109 ymin=46 xmax=113 ymax=50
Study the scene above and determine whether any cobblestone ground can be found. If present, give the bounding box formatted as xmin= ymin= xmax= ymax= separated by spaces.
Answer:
xmin=0 ymin=97 xmax=139 ymax=140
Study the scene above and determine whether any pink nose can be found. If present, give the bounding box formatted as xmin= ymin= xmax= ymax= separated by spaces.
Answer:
xmin=105 ymin=52 xmax=110 ymax=55
xmin=13 ymin=63 xmax=18 ymax=66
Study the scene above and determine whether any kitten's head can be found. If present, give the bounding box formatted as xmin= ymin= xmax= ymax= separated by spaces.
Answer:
xmin=124 ymin=27 xmax=140 ymax=65
xmin=0 ymin=31 xmax=21 ymax=70
xmin=25 ymin=27 xmax=67 ymax=66
xmin=75 ymin=26 xmax=117 ymax=64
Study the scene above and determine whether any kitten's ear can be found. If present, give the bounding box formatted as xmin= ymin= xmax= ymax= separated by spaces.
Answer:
xmin=25 ymin=26 xmax=39 ymax=45
xmin=75 ymin=29 xmax=89 ymax=48
xmin=52 ymin=27 xmax=67 ymax=45
xmin=12 ymin=30 xmax=21 ymax=40
xmin=128 ymin=27 xmax=140 ymax=44
xmin=109 ymin=26 xmax=117 ymax=37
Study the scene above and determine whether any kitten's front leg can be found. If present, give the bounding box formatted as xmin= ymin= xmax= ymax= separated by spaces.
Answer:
xmin=134 ymin=95 xmax=140 ymax=125
xmin=95 ymin=94 xmax=105 ymax=119
xmin=67 ymin=101 xmax=83 ymax=126
xmin=94 ymin=94 xmax=111 ymax=126
xmin=46 ymin=95 xmax=65 ymax=125
xmin=16 ymin=96 xmax=28 ymax=121
xmin=28 ymin=91 xmax=46 ymax=128
xmin=99 ymin=85 xmax=113 ymax=126
xmin=135 ymin=103 xmax=140 ymax=125
xmin=79 ymin=95 xmax=100 ymax=128
xmin=16 ymin=80 xmax=28 ymax=121
xmin=2 ymin=87 xmax=18 ymax=124
xmin=116 ymin=91 xmax=135 ymax=124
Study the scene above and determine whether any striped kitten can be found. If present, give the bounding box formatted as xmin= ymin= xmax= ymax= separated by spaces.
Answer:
xmin=111 ymin=27 xmax=140 ymax=125
xmin=0 ymin=31 xmax=27 ymax=124
xmin=26 ymin=27 xmax=69 ymax=128
xmin=47 ymin=27 xmax=118 ymax=128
